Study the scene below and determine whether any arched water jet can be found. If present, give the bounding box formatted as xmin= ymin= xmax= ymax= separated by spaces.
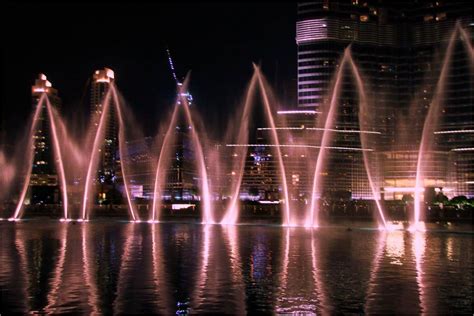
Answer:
xmin=81 ymin=85 xmax=139 ymax=221
xmin=306 ymin=54 xmax=347 ymax=228
xmin=220 ymin=66 xmax=292 ymax=226
xmin=11 ymin=94 xmax=69 ymax=220
xmin=254 ymin=66 xmax=292 ymax=226
xmin=347 ymin=53 xmax=388 ymax=228
xmin=306 ymin=47 xmax=388 ymax=228
xmin=220 ymin=73 xmax=258 ymax=225
xmin=178 ymin=76 xmax=214 ymax=224
xmin=81 ymin=89 xmax=113 ymax=220
xmin=110 ymin=85 xmax=138 ymax=222
xmin=412 ymin=22 xmax=473 ymax=231
xmin=45 ymin=98 xmax=69 ymax=220
xmin=150 ymin=105 xmax=180 ymax=223
xmin=151 ymin=76 xmax=214 ymax=224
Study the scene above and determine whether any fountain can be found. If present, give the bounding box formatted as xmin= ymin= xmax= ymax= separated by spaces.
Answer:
xmin=306 ymin=47 xmax=388 ymax=229
xmin=81 ymin=84 xmax=139 ymax=222
xmin=10 ymin=94 xmax=69 ymax=221
xmin=412 ymin=22 xmax=474 ymax=231
xmin=220 ymin=65 xmax=291 ymax=226
xmin=151 ymin=75 xmax=214 ymax=224
xmin=3 ymin=23 xmax=472 ymax=229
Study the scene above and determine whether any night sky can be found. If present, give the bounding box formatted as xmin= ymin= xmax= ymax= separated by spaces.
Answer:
xmin=1 ymin=1 xmax=297 ymax=141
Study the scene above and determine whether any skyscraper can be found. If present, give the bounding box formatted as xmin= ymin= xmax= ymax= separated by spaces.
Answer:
xmin=296 ymin=0 xmax=473 ymax=199
xmin=90 ymin=68 xmax=118 ymax=203
xmin=30 ymin=74 xmax=62 ymax=204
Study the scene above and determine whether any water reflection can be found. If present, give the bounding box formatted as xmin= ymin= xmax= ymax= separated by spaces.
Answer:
xmin=277 ymin=228 xmax=329 ymax=314
xmin=1 ymin=222 xmax=472 ymax=314
xmin=364 ymin=231 xmax=386 ymax=314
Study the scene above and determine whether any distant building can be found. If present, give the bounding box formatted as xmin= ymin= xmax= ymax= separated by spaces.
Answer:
xmin=30 ymin=74 xmax=62 ymax=204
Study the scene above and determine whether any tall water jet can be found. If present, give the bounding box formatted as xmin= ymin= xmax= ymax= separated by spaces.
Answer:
xmin=255 ymin=66 xmax=292 ymax=226
xmin=81 ymin=84 xmax=139 ymax=221
xmin=178 ymin=76 xmax=214 ymax=224
xmin=45 ymin=98 xmax=69 ymax=220
xmin=413 ymin=22 xmax=473 ymax=231
xmin=11 ymin=93 xmax=69 ymax=220
xmin=306 ymin=53 xmax=346 ymax=228
xmin=220 ymin=66 xmax=292 ymax=226
xmin=110 ymin=85 xmax=138 ymax=221
xmin=347 ymin=53 xmax=388 ymax=228
xmin=220 ymin=73 xmax=258 ymax=225
xmin=0 ymin=149 xmax=16 ymax=203
xmin=151 ymin=76 xmax=214 ymax=224
xmin=11 ymin=94 xmax=46 ymax=220
xmin=81 ymin=89 xmax=113 ymax=220
xmin=306 ymin=47 xmax=388 ymax=228
xmin=150 ymin=105 xmax=179 ymax=222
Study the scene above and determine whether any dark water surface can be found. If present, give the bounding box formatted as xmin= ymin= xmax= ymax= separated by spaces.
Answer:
xmin=1 ymin=220 xmax=473 ymax=314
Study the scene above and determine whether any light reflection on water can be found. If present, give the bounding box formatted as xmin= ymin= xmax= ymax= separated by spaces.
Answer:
xmin=0 ymin=221 xmax=472 ymax=314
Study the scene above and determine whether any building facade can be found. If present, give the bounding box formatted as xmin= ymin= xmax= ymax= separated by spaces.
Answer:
xmin=296 ymin=0 xmax=473 ymax=199
xmin=30 ymin=74 xmax=62 ymax=204
xmin=90 ymin=68 xmax=119 ymax=203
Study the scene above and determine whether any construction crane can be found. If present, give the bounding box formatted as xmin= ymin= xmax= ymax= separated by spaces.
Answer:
xmin=166 ymin=47 xmax=193 ymax=105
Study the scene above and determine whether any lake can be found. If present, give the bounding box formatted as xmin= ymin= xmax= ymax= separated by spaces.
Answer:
xmin=1 ymin=220 xmax=472 ymax=314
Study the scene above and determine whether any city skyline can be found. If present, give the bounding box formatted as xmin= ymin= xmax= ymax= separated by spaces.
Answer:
xmin=1 ymin=1 xmax=297 ymax=140
xmin=1 ymin=1 xmax=473 ymax=314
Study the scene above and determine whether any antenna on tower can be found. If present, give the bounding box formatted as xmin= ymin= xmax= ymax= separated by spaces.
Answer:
xmin=166 ymin=46 xmax=193 ymax=105
xmin=166 ymin=47 xmax=180 ymax=86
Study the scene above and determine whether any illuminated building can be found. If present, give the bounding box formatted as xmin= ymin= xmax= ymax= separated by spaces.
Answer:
xmin=30 ymin=74 xmax=62 ymax=204
xmin=90 ymin=68 xmax=118 ymax=203
xmin=296 ymin=1 xmax=473 ymax=199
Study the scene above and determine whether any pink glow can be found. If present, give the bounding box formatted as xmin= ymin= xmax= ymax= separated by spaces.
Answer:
xmin=110 ymin=85 xmax=138 ymax=221
xmin=44 ymin=224 xmax=68 ymax=313
xmin=310 ymin=231 xmax=329 ymax=312
xmin=408 ymin=221 xmax=426 ymax=233
xmin=306 ymin=52 xmax=346 ymax=228
xmin=0 ymin=150 xmax=15 ymax=198
xmin=414 ymin=23 xmax=473 ymax=229
xmin=222 ymin=226 xmax=246 ymax=313
xmin=364 ymin=231 xmax=386 ymax=313
xmin=192 ymin=225 xmax=212 ymax=308
xmin=220 ymin=72 xmax=258 ymax=225
xmin=113 ymin=224 xmax=136 ymax=314
xmin=347 ymin=52 xmax=388 ymax=228
xmin=151 ymin=105 xmax=179 ymax=222
xmin=255 ymin=65 xmax=292 ymax=226
xmin=12 ymin=94 xmax=46 ymax=219
xmin=179 ymin=77 xmax=214 ymax=224
xmin=306 ymin=48 xmax=388 ymax=228
xmin=45 ymin=98 xmax=69 ymax=220
xmin=81 ymin=89 xmax=112 ymax=220
xmin=81 ymin=224 xmax=100 ymax=314
xmin=412 ymin=231 xmax=427 ymax=313
xmin=151 ymin=224 xmax=172 ymax=313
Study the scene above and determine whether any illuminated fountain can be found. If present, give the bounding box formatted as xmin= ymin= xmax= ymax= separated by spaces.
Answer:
xmin=10 ymin=92 xmax=69 ymax=221
xmin=151 ymin=75 xmax=214 ymax=224
xmin=220 ymin=64 xmax=291 ymax=226
xmin=5 ymin=23 xmax=472 ymax=229
xmin=306 ymin=47 xmax=388 ymax=229
xmin=412 ymin=22 xmax=473 ymax=232
xmin=81 ymin=84 xmax=139 ymax=222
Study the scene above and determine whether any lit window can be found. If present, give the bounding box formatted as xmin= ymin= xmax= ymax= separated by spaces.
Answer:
xmin=360 ymin=15 xmax=369 ymax=22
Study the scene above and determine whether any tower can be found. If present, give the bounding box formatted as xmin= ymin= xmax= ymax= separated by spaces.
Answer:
xmin=90 ymin=68 xmax=118 ymax=203
xmin=30 ymin=74 xmax=62 ymax=204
